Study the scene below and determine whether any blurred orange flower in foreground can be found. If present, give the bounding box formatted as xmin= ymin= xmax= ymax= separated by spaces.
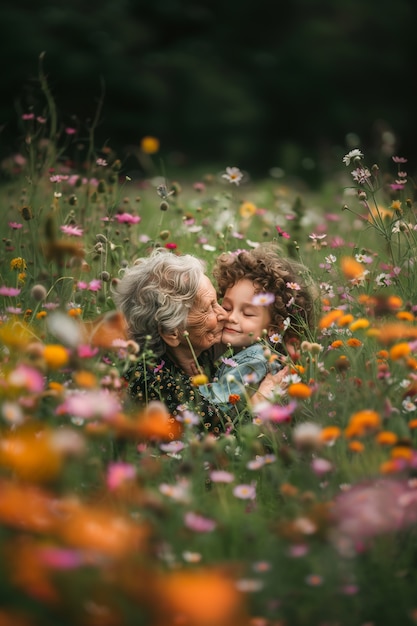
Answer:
xmin=0 ymin=425 xmax=63 ymax=482
xmin=57 ymin=500 xmax=151 ymax=558
xmin=340 ymin=256 xmax=365 ymax=280
xmin=153 ymin=568 xmax=249 ymax=626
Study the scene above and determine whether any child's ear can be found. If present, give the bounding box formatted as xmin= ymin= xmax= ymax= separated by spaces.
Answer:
xmin=160 ymin=328 xmax=181 ymax=347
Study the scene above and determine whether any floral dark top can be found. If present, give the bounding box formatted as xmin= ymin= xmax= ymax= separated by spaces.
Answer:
xmin=125 ymin=351 xmax=228 ymax=433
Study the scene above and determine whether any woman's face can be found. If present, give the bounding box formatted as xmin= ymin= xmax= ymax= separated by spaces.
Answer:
xmin=183 ymin=275 xmax=226 ymax=354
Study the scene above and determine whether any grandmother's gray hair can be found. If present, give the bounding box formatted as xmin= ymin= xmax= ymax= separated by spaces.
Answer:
xmin=112 ymin=248 xmax=206 ymax=357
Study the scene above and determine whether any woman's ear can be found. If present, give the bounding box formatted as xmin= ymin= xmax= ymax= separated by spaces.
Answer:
xmin=160 ymin=328 xmax=181 ymax=347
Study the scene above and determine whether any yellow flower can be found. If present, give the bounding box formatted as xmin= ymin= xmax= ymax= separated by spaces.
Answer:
xmin=239 ymin=201 xmax=257 ymax=218
xmin=140 ymin=136 xmax=160 ymax=154
xmin=43 ymin=344 xmax=69 ymax=369
xmin=36 ymin=311 xmax=47 ymax=319
xmin=10 ymin=257 xmax=27 ymax=271
xmin=191 ymin=374 xmax=209 ymax=386
xmin=349 ymin=318 xmax=370 ymax=332
xmin=68 ymin=307 xmax=82 ymax=317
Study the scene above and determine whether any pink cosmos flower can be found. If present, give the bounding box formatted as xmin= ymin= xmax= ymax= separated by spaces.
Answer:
xmin=331 ymin=478 xmax=417 ymax=554
xmin=184 ymin=511 xmax=217 ymax=532
xmin=276 ymin=225 xmax=290 ymax=239
xmin=254 ymin=400 xmax=297 ymax=423
xmin=8 ymin=222 xmax=23 ymax=230
xmin=311 ymin=457 xmax=333 ymax=476
xmin=56 ymin=390 xmax=121 ymax=420
xmin=8 ymin=364 xmax=45 ymax=392
xmin=39 ymin=547 xmax=85 ymax=570
xmin=106 ymin=462 xmax=136 ymax=490
xmin=233 ymin=483 xmax=257 ymax=500
xmin=77 ymin=345 xmax=99 ymax=358
xmin=60 ymin=225 xmax=83 ymax=237
xmin=114 ymin=213 xmax=141 ymax=224
xmin=252 ymin=292 xmax=275 ymax=306
xmin=88 ymin=279 xmax=102 ymax=292
xmin=160 ymin=440 xmax=185 ymax=454
xmin=209 ymin=470 xmax=234 ymax=483
xmin=0 ymin=286 xmax=21 ymax=297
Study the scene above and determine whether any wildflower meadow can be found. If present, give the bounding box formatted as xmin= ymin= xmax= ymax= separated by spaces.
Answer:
xmin=1 ymin=66 xmax=417 ymax=626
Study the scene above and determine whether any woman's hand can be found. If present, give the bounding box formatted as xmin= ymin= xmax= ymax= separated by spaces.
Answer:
xmin=251 ymin=365 xmax=289 ymax=406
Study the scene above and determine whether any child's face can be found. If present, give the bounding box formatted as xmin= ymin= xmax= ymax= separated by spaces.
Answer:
xmin=221 ymin=279 xmax=272 ymax=349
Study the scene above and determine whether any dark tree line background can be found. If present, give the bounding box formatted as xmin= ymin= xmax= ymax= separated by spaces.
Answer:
xmin=0 ymin=0 xmax=416 ymax=183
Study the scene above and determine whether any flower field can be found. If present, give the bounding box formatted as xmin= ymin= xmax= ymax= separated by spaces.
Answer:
xmin=1 ymin=73 xmax=417 ymax=625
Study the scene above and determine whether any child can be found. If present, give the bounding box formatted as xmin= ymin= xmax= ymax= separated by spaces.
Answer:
xmin=198 ymin=243 xmax=318 ymax=412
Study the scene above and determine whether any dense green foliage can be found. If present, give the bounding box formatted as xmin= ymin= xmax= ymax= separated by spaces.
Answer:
xmin=1 ymin=0 xmax=416 ymax=179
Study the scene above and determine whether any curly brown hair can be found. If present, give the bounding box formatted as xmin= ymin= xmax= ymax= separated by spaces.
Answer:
xmin=213 ymin=243 xmax=319 ymax=341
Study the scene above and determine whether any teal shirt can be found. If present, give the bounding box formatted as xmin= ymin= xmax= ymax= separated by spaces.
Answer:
xmin=198 ymin=343 xmax=282 ymax=412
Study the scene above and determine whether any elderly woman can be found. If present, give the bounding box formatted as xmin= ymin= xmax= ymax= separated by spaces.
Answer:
xmin=113 ymin=247 xmax=280 ymax=431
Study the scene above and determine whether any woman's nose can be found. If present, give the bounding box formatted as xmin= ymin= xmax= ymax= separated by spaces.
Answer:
xmin=215 ymin=303 xmax=228 ymax=321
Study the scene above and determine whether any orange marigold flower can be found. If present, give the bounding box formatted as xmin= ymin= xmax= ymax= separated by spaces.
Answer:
xmin=0 ymin=425 xmax=63 ymax=482
xmin=340 ymin=256 xmax=365 ymax=280
xmin=320 ymin=426 xmax=342 ymax=443
xmin=377 ymin=350 xmax=389 ymax=359
xmin=331 ymin=340 xmax=343 ymax=349
xmin=68 ymin=307 xmax=82 ymax=317
xmin=389 ymin=342 xmax=411 ymax=360
xmin=406 ymin=357 xmax=417 ymax=370
xmin=349 ymin=318 xmax=370 ymax=332
xmin=140 ymin=135 xmax=160 ymax=154
xmin=48 ymin=381 xmax=64 ymax=394
xmin=191 ymin=374 xmax=209 ymax=386
xmin=375 ymin=431 xmax=398 ymax=446
xmin=391 ymin=446 xmax=413 ymax=461
xmin=292 ymin=364 xmax=305 ymax=375
xmin=346 ymin=338 xmax=362 ymax=348
xmin=380 ymin=460 xmax=401 ymax=474
xmin=43 ymin=344 xmax=69 ymax=369
xmin=387 ymin=295 xmax=403 ymax=310
xmin=338 ymin=313 xmax=354 ymax=327
xmin=374 ymin=323 xmax=417 ymax=344
xmin=319 ymin=309 xmax=344 ymax=329
xmin=228 ymin=394 xmax=240 ymax=405
xmin=408 ymin=419 xmax=417 ymax=429
xmin=280 ymin=482 xmax=299 ymax=497
xmin=396 ymin=311 xmax=414 ymax=321
xmin=348 ymin=441 xmax=364 ymax=453
xmin=154 ymin=568 xmax=248 ymax=626
xmin=36 ymin=311 xmax=47 ymax=319
xmin=345 ymin=409 xmax=381 ymax=438
xmin=287 ymin=382 xmax=312 ymax=399
xmin=73 ymin=370 xmax=97 ymax=388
